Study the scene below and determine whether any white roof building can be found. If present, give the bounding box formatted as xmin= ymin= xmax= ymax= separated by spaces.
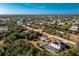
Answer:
xmin=48 ymin=43 xmax=61 ymax=50
xmin=69 ymin=25 xmax=79 ymax=31
xmin=39 ymin=36 xmax=48 ymax=41
xmin=17 ymin=19 xmax=23 ymax=25
xmin=0 ymin=26 xmax=7 ymax=32
xmin=39 ymin=35 xmax=51 ymax=42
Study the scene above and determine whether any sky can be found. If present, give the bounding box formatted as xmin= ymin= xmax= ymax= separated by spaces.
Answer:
xmin=0 ymin=3 xmax=79 ymax=14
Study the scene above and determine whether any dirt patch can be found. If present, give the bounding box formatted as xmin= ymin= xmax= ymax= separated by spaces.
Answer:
xmin=69 ymin=34 xmax=79 ymax=43
xmin=0 ymin=40 xmax=5 ymax=48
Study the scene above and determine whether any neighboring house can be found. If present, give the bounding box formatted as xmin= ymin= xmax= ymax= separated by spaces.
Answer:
xmin=39 ymin=35 xmax=50 ymax=42
xmin=0 ymin=25 xmax=7 ymax=32
xmin=0 ymin=19 xmax=7 ymax=32
xmin=58 ymin=22 xmax=65 ymax=26
xmin=73 ymin=22 xmax=79 ymax=26
xmin=69 ymin=25 xmax=79 ymax=31
xmin=26 ymin=21 xmax=32 ymax=26
xmin=17 ymin=19 xmax=33 ymax=26
xmin=17 ymin=19 xmax=23 ymax=25
xmin=39 ymin=36 xmax=48 ymax=41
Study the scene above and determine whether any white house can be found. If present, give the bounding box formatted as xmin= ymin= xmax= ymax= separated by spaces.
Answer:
xmin=69 ymin=25 xmax=79 ymax=31
xmin=39 ymin=35 xmax=50 ymax=42
xmin=58 ymin=22 xmax=65 ymax=26
xmin=17 ymin=19 xmax=23 ymax=25
xmin=44 ymin=39 xmax=71 ymax=53
xmin=39 ymin=36 xmax=48 ymax=41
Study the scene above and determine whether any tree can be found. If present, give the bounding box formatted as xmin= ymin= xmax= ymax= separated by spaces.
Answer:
xmin=59 ymin=47 xmax=79 ymax=56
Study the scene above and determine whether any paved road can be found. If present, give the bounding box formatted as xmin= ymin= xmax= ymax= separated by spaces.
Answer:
xmin=21 ymin=25 xmax=76 ymax=45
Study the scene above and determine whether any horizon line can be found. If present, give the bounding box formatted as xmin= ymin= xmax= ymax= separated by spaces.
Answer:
xmin=0 ymin=14 xmax=79 ymax=15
